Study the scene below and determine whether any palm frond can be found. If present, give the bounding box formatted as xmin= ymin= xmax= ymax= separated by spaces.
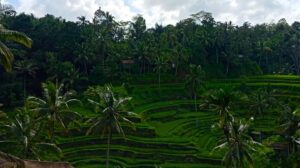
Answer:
xmin=0 ymin=40 xmax=13 ymax=71
xmin=0 ymin=28 xmax=32 ymax=48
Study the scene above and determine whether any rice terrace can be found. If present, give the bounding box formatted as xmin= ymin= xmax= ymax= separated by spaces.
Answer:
xmin=1 ymin=0 xmax=300 ymax=168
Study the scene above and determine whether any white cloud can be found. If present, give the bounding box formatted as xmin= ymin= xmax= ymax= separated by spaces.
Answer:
xmin=8 ymin=0 xmax=300 ymax=27
xmin=15 ymin=0 xmax=135 ymax=23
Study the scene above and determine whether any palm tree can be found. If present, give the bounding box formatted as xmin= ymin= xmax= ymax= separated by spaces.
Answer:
xmin=153 ymin=55 xmax=169 ymax=90
xmin=26 ymin=82 xmax=81 ymax=140
xmin=172 ymin=44 xmax=189 ymax=77
xmin=249 ymin=90 xmax=268 ymax=117
xmin=202 ymin=88 xmax=240 ymax=141
xmin=256 ymin=40 xmax=272 ymax=73
xmin=14 ymin=60 xmax=37 ymax=98
xmin=185 ymin=64 xmax=205 ymax=113
xmin=215 ymin=119 xmax=258 ymax=168
xmin=0 ymin=24 xmax=32 ymax=72
xmin=280 ymin=106 xmax=300 ymax=154
xmin=62 ymin=67 xmax=82 ymax=90
xmin=0 ymin=114 xmax=61 ymax=160
xmin=86 ymin=84 xmax=138 ymax=168
xmin=76 ymin=16 xmax=90 ymax=26
xmin=248 ymin=89 xmax=276 ymax=117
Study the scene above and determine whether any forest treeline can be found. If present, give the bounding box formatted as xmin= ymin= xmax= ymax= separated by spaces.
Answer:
xmin=1 ymin=5 xmax=300 ymax=106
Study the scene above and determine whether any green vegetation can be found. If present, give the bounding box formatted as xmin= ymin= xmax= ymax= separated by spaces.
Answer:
xmin=2 ymin=1 xmax=300 ymax=168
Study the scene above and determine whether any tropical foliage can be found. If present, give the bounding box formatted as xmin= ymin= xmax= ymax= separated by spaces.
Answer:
xmin=26 ymin=82 xmax=81 ymax=139
xmin=86 ymin=84 xmax=138 ymax=168
xmin=1 ymin=1 xmax=300 ymax=168
xmin=215 ymin=119 xmax=259 ymax=168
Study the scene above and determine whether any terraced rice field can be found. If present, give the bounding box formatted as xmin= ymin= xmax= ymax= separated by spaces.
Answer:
xmin=58 ymin=100 xmax=222 ymax=168
xmin=57 ymin=75 xmax=300 ymax=167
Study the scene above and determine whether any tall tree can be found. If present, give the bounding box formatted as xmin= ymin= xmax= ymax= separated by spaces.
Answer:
xmin=185 ymin=64 xmax=205 ymax=113
xmin=202 ymin=88 xmax=241 ymax=141
xmin=153 ymin=55 xmax=169 ymax=90
xmin=248 ymin=88 xmax=276 ymax=117
xmin=26 ymin=82 xmax=81 ymax=140
xmin=215 ymin=119 xmax=258 ymax=168
xmin=86 ymin=84 xmax=137 ymax=168
xmin=93 ymin=7 xmax=117 ymax=72
xmin=280 ymin=106 xmax=300 ymax=154
xmin=14 ymin=60 xmax=37 ymax=99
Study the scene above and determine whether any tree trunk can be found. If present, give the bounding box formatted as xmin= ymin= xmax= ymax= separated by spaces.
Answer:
xmin=194 ymin=92 xmax=199 ymax=127
xmin=216 ymin=48 xmax=219 ymax=64
xmin=106 ymin=128 xmax=111 ymax=168
xmin=175 ymin=64 xmax=178 ymax=77
xmin=226 ymin=61 xmax=229 ymax=76
xmin=102 ymin=43 xmax=105 ymax=74
xmin=139 ymin=59 xmax=143 ymax=74
xmin=194 ymin=93 xmax=197 ymax=113
xmin=23 ymin=74 xmax=26 ymax=100
xmin=49 ymin=119 xmax=55 ymax=141
xmin=158 ymin=69 xmax=161 ymax=90
xmin=143 ymin=60 xmax=146 ymax=74
xmin=84 ymin=61 xmax=88 ymax=75
xmin=266 ymin=54 xmax=269 ymax=73
xmin=223 ymin=125 xmax=230 ymax=142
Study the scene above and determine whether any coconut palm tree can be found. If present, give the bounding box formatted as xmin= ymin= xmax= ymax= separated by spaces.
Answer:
xmin=86 ymin=84 xmax=138 ymax=168
xmin=62 ymin=67 xmax=82 ymax=90
xmin=26 ymin=82 xmax=81 ymax=140
xmin=248 ymin=88 xmax=276 ymax=117
xmin=14 ymin=60 xmax=38 ymax=98
xmin=153 ymin=55 xmax=169 ymax=90
xmin=215 ymin=119 xmax=258 ymax=168
xmin=249 ymin=90 xmax=269 ymax=117
xmin=185 ymin=64 xmax=205 ymax=113
xmin=0 ymin=114 xmax=61 ymax=160
xmin=280 ymin=106 xmax=300 ymax=154
xmin=202 ymin=88 xmax=241 ymax=141
xmin=0 ymin=24 xmax=32 ymax=72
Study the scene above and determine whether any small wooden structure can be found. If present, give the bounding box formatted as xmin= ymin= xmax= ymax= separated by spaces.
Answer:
xmin=121 ymin=59 xmax=135 ymax=73
xmin=121 ymin=59 xmax=134 ymax=64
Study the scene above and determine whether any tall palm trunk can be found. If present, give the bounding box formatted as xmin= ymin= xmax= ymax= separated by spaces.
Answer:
xmin=102 ymin=43 xmax=105 ymax=74
xmin=193 ymin=80 xmax=199 ymax=127
xmin=226 ymin=61 xmax=230 ymax=76
xmin=216 ymin=48 xmax=219 ymax=64
xmin=175 ymin=63 xmax=178 ymax=77
xmin=48 ymin=119 xmax=55 ymax=141
xmin=194 ymin=92 xmax=199 ymax=127
xmin=194 ymin=93 xmax=198 ymax=113
xmin=223 ymin=125 xmax=230 ymax=142
xmin=258 ymin=54 xmax=262 ymax=67
xmin=84 ymin=61 xmax=88 ymax=75
xmin=221 ymin=109 xmax=230 ymax=142
xmin=175 ymin=64 xmax=179 ymax=83
xmin=23 ymin=74 xmax=27 ymax=99
xmin=158 ymin=68 xmax=161 ymax=90
xmin=143 ymin=60 xmax=146 ymax=74
xmin=266 ymin=54 xmax=269 ymax=73
xmin=106 ymin=128 xmax=111 ymax=168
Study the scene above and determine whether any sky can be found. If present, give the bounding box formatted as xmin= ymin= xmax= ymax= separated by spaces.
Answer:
xmin=4 ymin=0 xmax=300 ymax=27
